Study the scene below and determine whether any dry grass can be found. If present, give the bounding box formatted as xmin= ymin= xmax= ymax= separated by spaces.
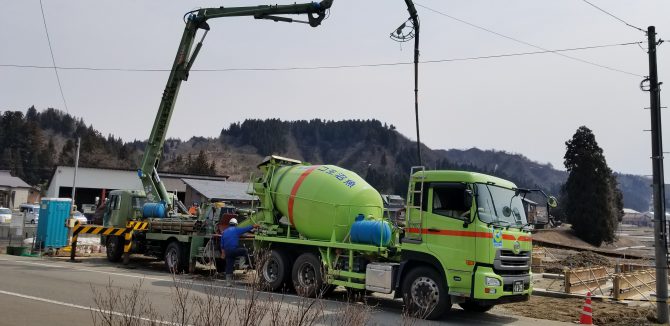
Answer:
xmin=89 ymin=249 xmax=380 ymax=326
xmin=89 ymin=279 xmax=162 ymax=326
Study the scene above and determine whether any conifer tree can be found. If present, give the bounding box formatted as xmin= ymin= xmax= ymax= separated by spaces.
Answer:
xmin=562 ymin=126 xmax=619 ymax=246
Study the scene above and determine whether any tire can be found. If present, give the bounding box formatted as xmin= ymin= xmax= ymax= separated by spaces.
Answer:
xmin=459 ymin=301 xmax=495 ymax=313
xmin=401 ymin=266 xmax=451 ymax=320
xmin=164 ymin=241 xmax=187 ymax=273
xmin=291 ymin=252 xmax=326 ymax=298
xmin=261 ymin=250 xmax=291 ymax=292
xmin=106 ymin=236 xmax=123 ymax=263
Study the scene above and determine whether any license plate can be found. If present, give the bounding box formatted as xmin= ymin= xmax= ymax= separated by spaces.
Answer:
xmin=513 ymin=280 xmax=524 ymax=293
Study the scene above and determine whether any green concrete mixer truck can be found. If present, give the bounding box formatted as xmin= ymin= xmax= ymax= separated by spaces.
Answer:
xmin=243 ymin=155 xmax=556 ymax=320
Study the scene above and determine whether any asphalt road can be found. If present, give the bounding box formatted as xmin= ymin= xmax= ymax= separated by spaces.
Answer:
xmin=0 ymin=254 xmax=569 ymax=325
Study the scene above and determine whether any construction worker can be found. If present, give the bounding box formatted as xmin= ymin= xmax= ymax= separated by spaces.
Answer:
xmin=188 ymin=202 xmax=198 ymax=215
xmin=220 ymin=218 xmax=257 ymax=283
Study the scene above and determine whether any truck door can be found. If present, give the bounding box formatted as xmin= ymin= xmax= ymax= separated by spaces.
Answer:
xmin=103 ymin=194 xmax=120 ymax=226
xmin=425 ymin=183 xmax=476 ymax=294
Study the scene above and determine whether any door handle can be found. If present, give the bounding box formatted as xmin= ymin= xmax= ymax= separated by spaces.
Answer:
xmin=428 ymin=228 xmax=440 ymax=232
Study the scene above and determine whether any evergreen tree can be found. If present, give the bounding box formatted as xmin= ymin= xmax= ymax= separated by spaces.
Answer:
xmin=58 ymin=139 xmax=75 ymax=165
xmin=188 ymin=150 xmax=212 ymax=175
xmin=209 ymin=161 xmax=217 ymax=175
xmin=562 ymin=126 xmax=619 ymax=246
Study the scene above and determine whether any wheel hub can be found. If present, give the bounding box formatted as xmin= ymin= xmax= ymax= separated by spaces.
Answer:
xmin=166 ymin=248 xmax=177 ymax=269
xmin=298 ymin=263 xmax=316 ymax=287
xmin=264 ymin=259 xmax=279 ymax=282
xmin=411 ymin=276 xmax=439 ymax=310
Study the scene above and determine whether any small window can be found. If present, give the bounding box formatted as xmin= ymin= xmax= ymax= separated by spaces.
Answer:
xmin=432 ymin=184 xmax=470 ymax=218
xmin=109 ymin=195 xmax=121 ymax=210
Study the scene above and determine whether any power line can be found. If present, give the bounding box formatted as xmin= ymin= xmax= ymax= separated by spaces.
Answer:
xmin=414 ymin=2 xmax=644 ymax=78
xmin=39 ymin=0 xmax=69 ymax=114
xmin=581 ymin=0 xmax=645 ymax=33
xmin=0 ymin=41 xmax=641 ymax=73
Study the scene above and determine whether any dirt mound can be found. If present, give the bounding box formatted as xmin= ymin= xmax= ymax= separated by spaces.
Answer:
xmin=500 ymin=296 xmax=658 ymax=326
xmin=561 ymin=251 xmax=612 ymax=269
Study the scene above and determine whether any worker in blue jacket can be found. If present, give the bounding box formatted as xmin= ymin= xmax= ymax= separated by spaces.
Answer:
xmin=220 ymin=218 xmax=257 ymax=283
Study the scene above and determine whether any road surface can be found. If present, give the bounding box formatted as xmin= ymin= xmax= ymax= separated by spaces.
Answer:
xmin=0 ymin=254 xmax=569 ymax=325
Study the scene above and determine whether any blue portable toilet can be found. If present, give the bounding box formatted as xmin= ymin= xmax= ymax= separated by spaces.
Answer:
xmin=36 ymin=198 xmax=72 ymax=249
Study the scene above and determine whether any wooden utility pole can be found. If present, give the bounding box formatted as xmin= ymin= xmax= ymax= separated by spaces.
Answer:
xmin=646 ymin=25 xmax=668 ymax=324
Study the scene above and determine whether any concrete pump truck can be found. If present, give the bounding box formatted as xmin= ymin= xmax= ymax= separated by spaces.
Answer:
xmin=68 ymin=0 xmax=557 ymax=319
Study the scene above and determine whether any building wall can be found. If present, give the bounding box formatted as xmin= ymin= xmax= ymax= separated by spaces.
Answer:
xmin=0 ymin=188 xmax=29 ymax=209
xmin=28 ymin=189 xmax=41 ymax=204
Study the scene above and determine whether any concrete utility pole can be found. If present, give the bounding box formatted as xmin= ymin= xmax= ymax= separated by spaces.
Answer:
xmin=69 ymin=137 xmax=81 ymax=262
xmin=71 ymin=137 xmax=81 ymax=203
xmin=646 ymin=25 xmax=668 ymax=324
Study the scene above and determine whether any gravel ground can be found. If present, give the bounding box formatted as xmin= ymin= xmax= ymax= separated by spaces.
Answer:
xmin=497 ymin=295 xmax=661 ymax=325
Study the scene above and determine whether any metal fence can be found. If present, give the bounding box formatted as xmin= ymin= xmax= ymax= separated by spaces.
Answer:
xmin=0 ymin=213 xmax=38 ymax=249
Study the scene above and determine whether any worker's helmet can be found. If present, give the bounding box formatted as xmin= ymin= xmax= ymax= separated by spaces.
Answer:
xmin=229 ymin=218 xmax=238 ymax=226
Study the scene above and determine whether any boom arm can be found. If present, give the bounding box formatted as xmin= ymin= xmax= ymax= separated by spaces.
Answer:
xmin=138 ymin=1 xmax=333 ymax=211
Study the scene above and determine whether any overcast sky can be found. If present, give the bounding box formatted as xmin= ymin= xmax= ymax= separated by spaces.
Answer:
xmin=1 ymin=1 xmax=668 ymax=176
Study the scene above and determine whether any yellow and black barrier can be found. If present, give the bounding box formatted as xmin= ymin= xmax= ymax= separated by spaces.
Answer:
xmin=69 ymin=221 xmax=149 ymax=262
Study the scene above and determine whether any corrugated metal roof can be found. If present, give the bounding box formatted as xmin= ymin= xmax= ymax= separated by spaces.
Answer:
xmin=182 ymin=179 xmax=257 ymax=201
xmin=0 ymin=170 xmax=31 ymax=188
xmin=48 ymin=166 xmax=228 ymax=194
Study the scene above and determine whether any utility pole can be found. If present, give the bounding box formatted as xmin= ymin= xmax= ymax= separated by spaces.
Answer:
xmin=68 ymin=137 xmax=81 ymax=262
xmin=646 ymin=25 xmax=668 ymax=324
xmin=71 ymin=137 xmax=81 ymax=208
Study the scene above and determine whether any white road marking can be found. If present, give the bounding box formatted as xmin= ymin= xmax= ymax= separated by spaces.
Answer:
xmin=0 ymin=289 xmax=180 ymax=325
xmin=0 ymin=256 xmax=306 ymax=300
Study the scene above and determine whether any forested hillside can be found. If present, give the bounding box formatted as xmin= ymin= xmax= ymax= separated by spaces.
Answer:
xmin=0 ymin=107 xmax=653 ymax=211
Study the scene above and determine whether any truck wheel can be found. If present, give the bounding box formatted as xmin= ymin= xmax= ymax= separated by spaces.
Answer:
xmin=106 ymin=236 xmax=123 ymax=262
xmin=401 ymin=266 xmax=451 ymax=320
xmin=291 ymin=253 xmax=326 ymax=298
xmin=261 ymin=250 xmax=291 ymax=292
xmin=459 ymin=301 xmax=495 ymax=313
xmin=165 ymin=242 xmax=187 ymax=273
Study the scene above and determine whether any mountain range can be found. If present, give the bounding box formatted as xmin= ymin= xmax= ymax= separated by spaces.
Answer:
xmin=0 ymin=108 xmax=653 ymax=211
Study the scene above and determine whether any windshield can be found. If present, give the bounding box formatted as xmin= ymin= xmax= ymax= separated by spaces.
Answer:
xmin=132 ymin=197 xmax=147 ymax=210
xmin=0 ymin=208 xmax=11 ymax=214
xmin=476 ymin=183 xmax=527 ymax=227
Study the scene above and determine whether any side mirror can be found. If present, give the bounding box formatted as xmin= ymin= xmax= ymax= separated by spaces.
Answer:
xmin=547 ymin=196 xmax=558 ymax=208
xmin=502 ymin=206 xmax=512 ymax=217
xmin=464 ymin=189 xmax=473 ymax=209
xmin=462 ymin=190 xmax=474 ymax=226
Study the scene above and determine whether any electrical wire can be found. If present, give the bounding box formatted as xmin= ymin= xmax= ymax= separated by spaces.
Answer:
xmin=581 ymin=0 xmax=646 ymax=33
xmin=39 ymin=0 xmax=69 ymax=114
xmin=414 ymin=2 xmax=644 ymax=78
xmin=0 ymin=41 xmax=641 ymax=73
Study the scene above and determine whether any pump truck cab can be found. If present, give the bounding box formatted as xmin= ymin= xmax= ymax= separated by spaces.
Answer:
xmin=249 ymin=155 xmax=555 ymax=319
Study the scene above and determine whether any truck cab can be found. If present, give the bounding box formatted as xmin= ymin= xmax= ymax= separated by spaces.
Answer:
xmin=401 ymin=170 xmax=537 ymax=313
xmin=102 ymin=190 xmax=147 ymax=228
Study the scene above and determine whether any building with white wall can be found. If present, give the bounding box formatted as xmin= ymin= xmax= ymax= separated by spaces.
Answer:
xmin=47 ymin=166 xmax=228 ymax=211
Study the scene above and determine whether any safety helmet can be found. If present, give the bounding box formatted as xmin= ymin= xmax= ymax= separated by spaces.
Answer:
xmin=229 ymin=218 xmax=238 ymax=226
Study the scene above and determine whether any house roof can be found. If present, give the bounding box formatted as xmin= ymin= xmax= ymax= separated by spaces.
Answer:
xmin=48 ymin=166 xmax=228 ymax=193
xmin=623 ymin=208 xmax=640 ymax=214
xmin=182 ymin=179 xmax=257 ymax=201
xmin=0 ymin=170 xmax=31 ymax=188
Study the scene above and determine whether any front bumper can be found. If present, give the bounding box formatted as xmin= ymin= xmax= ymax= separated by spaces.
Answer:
xmin=473 ymin=266 xmax=532 ymax=301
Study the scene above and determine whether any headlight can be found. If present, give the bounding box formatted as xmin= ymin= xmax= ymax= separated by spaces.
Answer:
xmin=485 ymin=277 xmax=501 ymax=287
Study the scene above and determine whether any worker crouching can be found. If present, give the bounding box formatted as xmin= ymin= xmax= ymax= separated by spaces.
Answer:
xmin=220 ymin=218 xmax=258 ymax=284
